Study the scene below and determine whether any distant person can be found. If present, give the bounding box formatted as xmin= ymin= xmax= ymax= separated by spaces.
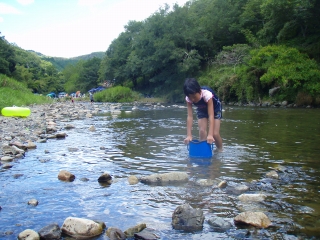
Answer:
xmin=89 ymin=93 xmax=94 ymax=104
xmin=71 ymin=97 xmax=74 ymax=104
xmin=183 ymin=78 xmax=223 ymax=152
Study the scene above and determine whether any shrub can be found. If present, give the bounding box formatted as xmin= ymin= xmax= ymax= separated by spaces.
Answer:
xmin=94 ymin=86 xmax=140 ymax=103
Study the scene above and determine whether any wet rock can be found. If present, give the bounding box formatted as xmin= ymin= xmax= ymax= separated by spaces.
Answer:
xmin=61 ymin=217 xmax=104 ymax=239
xmin=38 ymin=223 xmax=61 ymax=240
xmin=80 ymin=177 xmax=89 ymax=182
xmin=218 ymin=180 xmax=227 ymax=188
xmin=55 ymin=132 xmax=67 ymax=138
xmin=89 ymin=125 xmax=96 ymax=131
xmin=9 ymin=141 xmax=27 ymax=150
xmin=274 ymin=165 xmax=287 ymax=172
xmin=58 ymin=170 xmax=75 ymax=182
xmin=106 ymin=227 xmax=126 ymax=240
xmin=238 ymin=193 xmax=267 ymax=202
xmin=13 ymin=174 xmax=24 ymax=179
xmin=98 ymin=172 xmax=112 ymax=183
xmin=2 ymin=163 xmax=13 ymax=169
xmin=207 ymin=216 xmax=233 ymax=231
xmin=266 ymin=170 xmax=279 ymax=179
xmin=26 ymin=141 xmax=37 ymax=149
xmin=3 ymin=145 xmax=25 ymax=155
xmin=65 ymin=124 xmax=75 ymax=129
xmin=1 ymin=156 xmax=14 ymax=162
xmin=124 ymin=223 xmax=146 ymax=238
xmin=234 ymin=211 xmax=271 ymax=228
xmin=196 ymin=179 xmax=215 ymax=186
xmin=172 ymin=203 xmax=204 ymax=231
xmin=140 ymin=172 xmax=188 ymax=184
xmin=226 ymin=184 xmax=249 ymax=195
xmin=68 ymin=147 xmax=79 ymax=152
xmin=134 ymin=228 xmax=159 ymax=240
xmin=28 ymin=199 xmax=38 ymax=206
xmin=128 ymin=175 xmax=139 ymax=185
xmin=18 ymin=229 xmax=40 ymax=240
xmin=46 ymin=126 xmax=57 ymax=133
xmin=37 ymin=138 xmax=47 ymax=143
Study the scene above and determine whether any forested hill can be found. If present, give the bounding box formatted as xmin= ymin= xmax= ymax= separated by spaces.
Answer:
xmin=1 ymin=0 xmax=320 ymax=106
xmin=29 ymin=50 xmax=105 ymax=71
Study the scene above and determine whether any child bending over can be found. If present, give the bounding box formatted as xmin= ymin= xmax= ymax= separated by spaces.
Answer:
xmin=183 ymin=78 xmax=223 ymax=151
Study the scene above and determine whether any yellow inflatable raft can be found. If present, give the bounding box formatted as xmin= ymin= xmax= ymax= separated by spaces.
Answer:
xmin=1 ymin=107 xmax=31 ymax=117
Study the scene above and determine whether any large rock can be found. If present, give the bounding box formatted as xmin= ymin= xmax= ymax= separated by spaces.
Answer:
xmin=38 ymin=223 xmax=61 ymax=239
xmin=234 ymin=211 xmax=271 ymax=228
xmin=140 ymin=172 xmax=188 ymax=184
xmin=61 ymin=217 xmax=104 ymax=239
xmin=172 ymin=203 xmax=204 ymax=231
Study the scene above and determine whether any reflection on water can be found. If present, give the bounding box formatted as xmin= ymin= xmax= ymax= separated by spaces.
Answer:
xmin=0 ymin=104 xmax=320 ymax=239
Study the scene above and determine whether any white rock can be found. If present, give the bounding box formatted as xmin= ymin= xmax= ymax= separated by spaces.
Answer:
xmin=18 ymin=229 xmax=40 ymax=240
xmin=238 ymin=193 xmax=267 ymax=202
xmin=61 ymin=217 xmax=103 ymax=239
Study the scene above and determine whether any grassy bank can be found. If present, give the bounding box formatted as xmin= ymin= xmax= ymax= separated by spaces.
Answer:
xmin=0 ymin=74 xmax=52 ymax=111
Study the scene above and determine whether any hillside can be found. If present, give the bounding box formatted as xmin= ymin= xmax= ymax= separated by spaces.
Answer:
xmin=28 ymin=50 xmax=105 ymax=71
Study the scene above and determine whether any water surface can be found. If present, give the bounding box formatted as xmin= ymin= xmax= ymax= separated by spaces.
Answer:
xmin=1 ymin=104 xmax=319 ymax=239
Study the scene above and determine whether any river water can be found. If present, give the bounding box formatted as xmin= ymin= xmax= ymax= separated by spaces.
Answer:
xmin=1 ymin=104 xmax=320 ymax=239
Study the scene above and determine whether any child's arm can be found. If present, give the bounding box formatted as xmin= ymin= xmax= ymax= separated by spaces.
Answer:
xmin=184 ymin=102 xmax=193 ymax=144
xmin=207 ymin=98 xmax=215 ymax=144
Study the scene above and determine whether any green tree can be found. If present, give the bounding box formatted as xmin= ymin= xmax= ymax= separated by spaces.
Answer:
xmin=0 ymin=33 xmax=16 ymax=75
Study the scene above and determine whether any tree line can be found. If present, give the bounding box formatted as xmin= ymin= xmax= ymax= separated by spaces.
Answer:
xmin=1 ymin=0 xmax=320 ymax=105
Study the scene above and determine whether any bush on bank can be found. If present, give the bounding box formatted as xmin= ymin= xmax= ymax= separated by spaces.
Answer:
xmin=198 ymin=45 xmax=320 ymax=106
xmin=0 ymin=74 xmax=52 ymax=111
xmin=94 ymin=86 xmax=140 ymax=103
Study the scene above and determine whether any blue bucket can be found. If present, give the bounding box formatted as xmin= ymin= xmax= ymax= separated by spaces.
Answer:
xmin=187 ymin=140 xmax=214 ymax=158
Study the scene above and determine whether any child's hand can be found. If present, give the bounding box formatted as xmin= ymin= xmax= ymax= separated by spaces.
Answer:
xmin=207 ymin=135 xmax=215 ymax=144
xmin=184 ymin=136 xmax=192 ymax=144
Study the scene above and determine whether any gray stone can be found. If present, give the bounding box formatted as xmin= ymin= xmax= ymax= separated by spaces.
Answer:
xmin=172 ymin=203 xmax=204 ymax=231
xmin=38 ymin=223 xmax=61 ymax=240
xmin=140 ymin=172 xmax=188 ymax=184
xmin=207 ymin=216 xmax=233 ymax=231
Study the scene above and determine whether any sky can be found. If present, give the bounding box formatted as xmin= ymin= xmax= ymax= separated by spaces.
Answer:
xmin=0 ymin=0 xmax=189 ymax=58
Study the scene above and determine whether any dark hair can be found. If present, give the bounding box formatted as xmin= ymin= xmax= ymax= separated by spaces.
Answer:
xmin=183 ymin=78 xmax=201 ymax=96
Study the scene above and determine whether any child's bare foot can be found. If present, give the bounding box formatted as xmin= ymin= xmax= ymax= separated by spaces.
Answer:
xmin=214 ymin=147 xmax=224 ymax=153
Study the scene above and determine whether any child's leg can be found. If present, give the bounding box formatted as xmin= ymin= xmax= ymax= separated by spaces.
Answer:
xmin=213 ymin=119 xmax=223 ymax=151
xmin=198 ymin=118 xmax=208 ymax=141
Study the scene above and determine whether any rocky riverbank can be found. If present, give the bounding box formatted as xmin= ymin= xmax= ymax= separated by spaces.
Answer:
xmin=0 ymin=102 xmax=97 ymax=166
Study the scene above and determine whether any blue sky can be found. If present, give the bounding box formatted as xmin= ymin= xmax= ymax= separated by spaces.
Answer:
xmin=0 ymin=0 xmax=189 ymax=58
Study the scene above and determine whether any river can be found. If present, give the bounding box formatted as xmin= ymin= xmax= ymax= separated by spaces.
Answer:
xmin=1 ymin=103 xmax=320 ymax=239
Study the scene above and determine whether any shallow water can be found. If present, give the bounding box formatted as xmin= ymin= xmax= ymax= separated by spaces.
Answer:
xmin=1 ymin=104 xmax=320 ymax=239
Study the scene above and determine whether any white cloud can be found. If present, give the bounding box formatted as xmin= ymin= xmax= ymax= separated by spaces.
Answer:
xmin=16 ymin=0 xmax=34 ymax=5
xmin=0 ymin=16 xmax=3 ymax=23
xmin=0 ymin=3 xmax=20 ymax=14
xmin=78 ymin=0 xmax=104 ymax=6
